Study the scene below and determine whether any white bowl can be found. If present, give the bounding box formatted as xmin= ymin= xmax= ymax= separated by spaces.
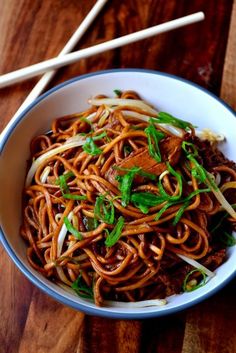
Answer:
xmin=0 ymin=69 xmax=235 ymax=319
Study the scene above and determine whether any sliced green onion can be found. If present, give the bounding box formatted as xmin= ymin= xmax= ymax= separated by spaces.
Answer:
xmin=155 ymin=188 xmax=210 ymax=222
xmin=182 ymin=141 xmax=218 ymax=190
xmin=83 ymin=137 xmax=102 ymax=155
xmin=123 ymin=145 xmax=132 ymax=157
xmin=64 ymin=216 xmax=82 ymax=240
xmin=93 ymin=218 xmax=99 ymax=229
xmin=105 ymin=216 xmax=125 ymax=247
xmin=182 ymin=141 xmax=199 ymax=157
xmin=94 ymin=195 xmax=115 ymax=224
xmin=114 ymin=166 xmax=157 ymax=181
xmin=56 ymin=171 xmax=86 ymax=201
xmin=210 ymin=213 xmax=228 ymax=233
xmin=113 ymin=89 xmax=122 ymax=96
xmin=72 ymin=273 xmax=94 ymax=299
xmin=210 ymin=204 xmax=236 ymax=233
xmin=155 ymin=202 xmax=172 ymax=220
xmin=62 ymin=194 xmax=87 ymax=201
xmin=145 ymin=119 xmax=165 ymax=163
xmin=219 ymin=231 xmax=236 ymax=247
xmin=136 ymin=203 xmax=150 ymax=214
xmin=158 ymin=162 xmax=183 ymax=201
xmin=116 ymin=168 xmax=138 ymax=207
xmin=55 ymin=171 xmax=74 ymax=193
xmin=131 ymin=192 xmax=165 ymax=207
xmin=173 ymin=201 xmax=190 ymax=225
xmin=92 ymin=132 xmax=107 ymax=141
xmin=80 ymin=117 xmax=93 ymax=126
xmin=183 ymin=141 xmax=236 ymax=219
xmin=183 ymin=268 xmax=207 ymax=292
xmin=82 ymin=132 xmax=106 ymax=156
xmin=137 ymin=169 xmax=157 ymax=181
xmin=131 ymin=192 xmax=165 ymax=214
xmin=131 ymin=125 xmax=144 ymax=130
xmin=154 ymin=112 xmax=195 ymax=131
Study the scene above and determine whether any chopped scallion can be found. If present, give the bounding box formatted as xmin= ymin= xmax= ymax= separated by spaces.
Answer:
xmin=72 ymin=273 xmax=94 ymax=299
xmin=154 ymin=112 xmax=195 ymax=131
xmin=94 ymin=195 xmax=115 ymax=224
xmin=183 ymin=268 xmax=207 ymax=292
xmin=158 ymin=162 xmax=183 ymax=201
xmin=64 ymin=216 xmax=82 ymax=240
xmin=145 ymin=119 xmax=165 ymax=163
xmin=114 ymin=89 xmax=122 ymax=96
xmin=62 ymin=194 xmax=87 ymax=201
xmin=219 ymin=231 xmax=236 ymax=247
xmin=105 ymin=216 xmax=125 ymax=247
xmin=83 ymin=132 xmax=106 ymax=156
xmin=173 ymin=201 xmax=190 ymax=225
xmin=114 ymin=166 xmax=157 ymax=181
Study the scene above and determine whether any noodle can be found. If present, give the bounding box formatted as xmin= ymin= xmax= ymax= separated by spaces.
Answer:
xmin=21 ymin=90 xmax=236 ymax=306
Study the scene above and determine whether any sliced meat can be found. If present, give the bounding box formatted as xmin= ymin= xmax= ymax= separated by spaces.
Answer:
xmin=106 ymin=136 xmax=182 ymax=185
xmin=160 ymin=136 xmax=182 ymax=166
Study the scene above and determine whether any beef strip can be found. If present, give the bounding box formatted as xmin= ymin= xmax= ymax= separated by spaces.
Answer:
xmin=106 ymin=136 xmax=182 ymax=185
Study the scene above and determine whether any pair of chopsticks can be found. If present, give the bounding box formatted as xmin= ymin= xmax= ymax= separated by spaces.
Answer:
xmin=0 ymin=0 xmax=205 ymax=120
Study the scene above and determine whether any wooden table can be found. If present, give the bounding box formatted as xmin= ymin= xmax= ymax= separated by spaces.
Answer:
xmin=0 ymin=1 xmax=236 ymax=352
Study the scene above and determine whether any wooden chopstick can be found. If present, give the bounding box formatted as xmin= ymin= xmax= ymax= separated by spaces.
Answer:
xmin=0 ymin=12 xmax=204 ymax=89
xmin=9 ymin=0 xmax=108 ymax=118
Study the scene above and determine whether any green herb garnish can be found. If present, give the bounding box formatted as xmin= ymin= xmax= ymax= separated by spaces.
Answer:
xmin=173 ymin=201 xmax=190 ymax=225
xmin=72 ymin=273 xmax=94 ymax=299
xmin=182 ymin=141 xmax=198 ymax=157
xmin=154 ymin=112 xmax=195 ymax=131
xmin=145 ymin=118 xmax=165 ymax=163
xmin=83 ymin=132 xmax=107 ymax=156
xmin=154 ymin=188 xmax=210 ymax=222
xmin=155 ymin=201 xmax=173 ymax=220
xmin=182 ymin=141 xmax=218 ymax=191
xmin=64 ymin=216 xmax=82 ymax=240
xmin=56 ymin=171 xmax=87 ymax=201
xmin=158 ymin=162 xmax=183 ymax=201
xmin=131 ymin=192 xmax=165 ymax=207
xmin=114 ymin=89 xmax=122 ymax=96
xmin=80 ymin=117 xmax=93 ymax=126
xmin=116 ymin=166 xmax=157 ymax=207
xmin=124 ymin=145 xmax=132 ymax=157
xmin=116 ymin=169 xmax=137 ymax=207
xmin=219 ymin=231 xmax=236 ymax=247
xmin=94 ymin=195 xmax=115 ymax=224
xmin=63 ymin=194 xmax=87 ymax=201
xmin=105 ymin=216 xmax=125 ymax=247
xmin=115 ymin=166 xmax=157 ymax=181
xmin=183 ymin=269 xmax=207 ymax=292
xmin=56 ymin=171 xmax=74 ymax=193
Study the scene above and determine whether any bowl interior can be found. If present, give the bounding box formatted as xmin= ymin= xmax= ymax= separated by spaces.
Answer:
xmin=0 ymin=69 xmax=235 ymax=318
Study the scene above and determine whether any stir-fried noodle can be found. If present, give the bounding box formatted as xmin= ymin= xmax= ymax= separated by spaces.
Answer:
xmin=21 ymin=91 xmax=236 ymax=306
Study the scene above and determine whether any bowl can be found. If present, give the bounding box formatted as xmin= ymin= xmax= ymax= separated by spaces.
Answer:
xmin=0 ymin=69 xmax=235 ymax=319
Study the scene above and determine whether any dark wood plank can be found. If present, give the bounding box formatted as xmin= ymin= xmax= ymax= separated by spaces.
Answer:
xmin=79 ymin=317 xmax=142 ymax=353
xmin=182 ymin=279 xmax=236 ymax=353
xmin=0 ymin=248 xmax=33 ymax=353
xmin=221 ymin=0 xmax=236 ymax=109
xmin=18 ymin=289 xmax=84 ymax=353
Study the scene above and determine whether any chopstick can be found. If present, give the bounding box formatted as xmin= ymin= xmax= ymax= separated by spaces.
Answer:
xmin=0 ymin=12 xmax=204 ymax=89
xmin=9 ymin=0 xmax=108 ymax=117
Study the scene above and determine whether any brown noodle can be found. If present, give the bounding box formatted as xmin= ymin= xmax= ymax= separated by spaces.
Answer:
xmin=21 ymin=91 xmax=236 ymax=306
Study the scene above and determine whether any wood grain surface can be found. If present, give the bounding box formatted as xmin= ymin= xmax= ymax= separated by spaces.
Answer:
xmin=0 ymin=1 xmax=235 ymax=353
